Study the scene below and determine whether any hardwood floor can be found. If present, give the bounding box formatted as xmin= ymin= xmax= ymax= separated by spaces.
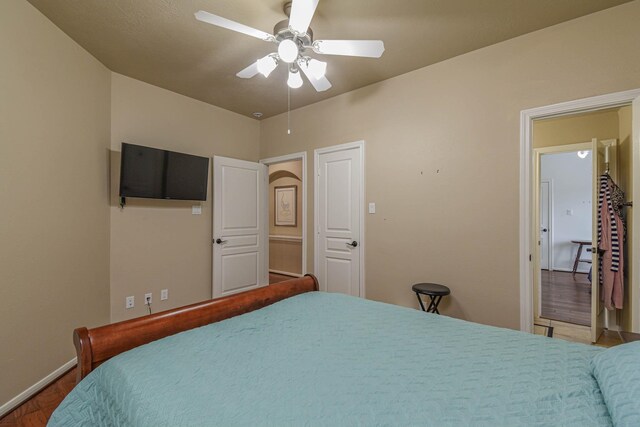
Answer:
xmin=540 ymin=270 xmax=591 ymax=326
xmin=594 ymin=330 xmax=624 ymax=348
xmin=269 ymin=272 xmax=297 ymax=284
xmin=0 ymin=368 xmax=75 ymax=427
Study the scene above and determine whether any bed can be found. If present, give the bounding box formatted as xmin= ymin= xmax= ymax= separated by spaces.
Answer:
xmin=49 ymin=275 xmax=640 ymax=426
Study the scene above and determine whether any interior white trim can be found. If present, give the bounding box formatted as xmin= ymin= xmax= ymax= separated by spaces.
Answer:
xmin=0 ymin=358 xmax=76 ymax=418
xmin=269 ymin=269 xmax=304 ymax=278
xmin=520 ymin=88 xmax=640 ymax=333
xmin=260 ymin=151 xmax=308 ymax=275
xmin=314 ymin=140 xmax=366 ymax=298
xmin=269 ymin=234 xmax=303 ymax=242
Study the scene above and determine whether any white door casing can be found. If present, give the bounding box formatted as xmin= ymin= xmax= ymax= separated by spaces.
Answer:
xmin=212 ymin=156 xmax=268 ymax=298
xmin=540 ymin=181 xmax=551 ymax=271
xmin=315 ymin=141 xmax=365 ymax=297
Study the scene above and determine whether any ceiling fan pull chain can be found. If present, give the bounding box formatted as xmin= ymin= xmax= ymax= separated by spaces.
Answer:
xmin=287 ymin=85 xmax=291 ymax=135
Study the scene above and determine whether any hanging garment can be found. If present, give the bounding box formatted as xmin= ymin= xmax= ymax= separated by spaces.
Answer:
xmin=609 ymin=179 xmax=627 ymax=239
xmin=598 ymin=174 xmax=624 ymax=310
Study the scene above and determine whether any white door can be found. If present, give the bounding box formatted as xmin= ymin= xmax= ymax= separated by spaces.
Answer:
xmin=591 ymin=138 xmax=617 ymax=342
xmin=315 ymin=142 xmax=364 ymax=297
xmin=540 ymin=181 xmax=551 ymax=270
xmin=213 ymin=156 xmax=268 ymax=297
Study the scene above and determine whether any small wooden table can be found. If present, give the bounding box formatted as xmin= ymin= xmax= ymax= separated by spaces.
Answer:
xmin=571 ymin=240 xmax=592 ymax=278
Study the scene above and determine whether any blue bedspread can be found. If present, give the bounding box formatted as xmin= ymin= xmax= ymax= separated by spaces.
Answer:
xmin=49 ymin=292 xmax=612 ymax=426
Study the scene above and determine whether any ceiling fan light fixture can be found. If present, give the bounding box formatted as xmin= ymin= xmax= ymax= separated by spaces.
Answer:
xmin=195 ymin=0 xmax=384 ymax=95
xmin=278 ymin=39 xmax=299 ymax=63
xmin=287 ymin=68 xmax=303 ymax=88
xmin=257 ymin=55 xmax=278 ymax=77
xmin=307 ymin=58 xmax=326 ymax=78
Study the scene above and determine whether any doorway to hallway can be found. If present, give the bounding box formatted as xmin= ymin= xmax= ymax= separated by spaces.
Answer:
xmin=261 ymin=152 xmax=307 ymax=283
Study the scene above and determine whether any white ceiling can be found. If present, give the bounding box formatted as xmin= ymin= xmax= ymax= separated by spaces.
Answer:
xmin=27 ymin=0 xmax=631 ymax=119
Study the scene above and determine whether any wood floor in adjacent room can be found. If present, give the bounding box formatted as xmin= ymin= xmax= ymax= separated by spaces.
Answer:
xmin=269 ymin=272 xmax=297 ymax=284
xmin=540 ymin=270 xmax=591 ymax=326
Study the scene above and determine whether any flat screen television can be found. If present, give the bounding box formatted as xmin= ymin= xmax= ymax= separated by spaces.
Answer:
xmin=119 ymin=143 xmax=209 ymax=201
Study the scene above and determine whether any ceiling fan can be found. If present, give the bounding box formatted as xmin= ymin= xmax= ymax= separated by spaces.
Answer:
xmin=195 ymin=0 xmax=385 ymax=92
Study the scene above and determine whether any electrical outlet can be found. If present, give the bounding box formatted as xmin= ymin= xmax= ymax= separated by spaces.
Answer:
xmin=160 ymin=289 xmax=169 ymax=301
xmin=145 ymin=293 xmax=152 ymax=305
xmin=125 ymin=296 xmax=134 ymax=309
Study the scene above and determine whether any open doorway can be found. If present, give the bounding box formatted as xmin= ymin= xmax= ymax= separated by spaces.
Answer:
xmin=260 ymin=153 xmax=307 ymax=284
xmin=536 ymin=147 xmax=593 ymax=330
xmin=530 ymin=106 xmax=633 ymax=344
xmin=522 ymin=89 xmax=640 ymax=342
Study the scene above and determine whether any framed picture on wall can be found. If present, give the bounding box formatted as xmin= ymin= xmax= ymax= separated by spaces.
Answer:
xmin=274 ymin=185 xmax=297 ymax=226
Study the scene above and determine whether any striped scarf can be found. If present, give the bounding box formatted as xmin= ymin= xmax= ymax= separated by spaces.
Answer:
xmin=598 ymin=174 xmax=620 ymax=278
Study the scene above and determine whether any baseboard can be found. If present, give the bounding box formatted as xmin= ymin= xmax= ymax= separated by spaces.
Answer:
xmin=269 ymin=269 xmax=303 ymax=278
xmin=0 ymin=358 xmax=76 ymax=418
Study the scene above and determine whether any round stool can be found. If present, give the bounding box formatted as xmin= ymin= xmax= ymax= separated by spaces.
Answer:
xmin=412 ymin=283 xmax=450 ymax=314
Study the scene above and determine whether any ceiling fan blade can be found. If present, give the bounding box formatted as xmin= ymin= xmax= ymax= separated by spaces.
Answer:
xmin=313 ymin=40 xmax=385 ymax=58
xmin=236 ymin=61 xmax=259 ymax=79
xmin=298 ymin=60 xmax=332 ymax=92
xmin=195 ymin=10 xmax=273 ymax=41
xmin=289 ymin=0 xmax=319 ymax=35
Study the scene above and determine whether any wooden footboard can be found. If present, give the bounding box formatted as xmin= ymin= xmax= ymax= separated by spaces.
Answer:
xmin=73 ymin=274 xmax=318 ymax=383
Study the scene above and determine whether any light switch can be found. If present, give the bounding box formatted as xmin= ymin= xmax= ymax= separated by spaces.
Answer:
xmin=192 ymin=205 xmax=202 ymax=215
xmin=368 ymin=202 xmax=376 ymax=214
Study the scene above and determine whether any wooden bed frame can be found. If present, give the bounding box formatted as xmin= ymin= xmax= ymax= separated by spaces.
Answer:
xmin=73 ymin=275 xmax=318 ymax=383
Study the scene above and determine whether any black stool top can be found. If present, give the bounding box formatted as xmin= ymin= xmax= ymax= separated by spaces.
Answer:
xmin=412 ymin=283 xmax=450 ymax=296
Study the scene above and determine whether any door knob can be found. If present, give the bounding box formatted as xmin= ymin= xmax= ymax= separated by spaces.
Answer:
xmin=542 ymin=228 xmax=548 ymax=232
xmin=347 ymin=240 xmax=358 ymax=248
xmin=215 ymin=238 xmax=228 ymax=244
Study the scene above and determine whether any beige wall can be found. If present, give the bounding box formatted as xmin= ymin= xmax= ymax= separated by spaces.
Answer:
xmin=533 ymin=109 xmax=621 ymax=148
xmin=0 ymin=0 xmax=111 ymax=406
xmin=109 ymin=73 xmax=260 ymax=322
xmin=260 ymin=1 xmax=640 ymax=330
xmin=269 ymin=239 xmax=303 ymax=275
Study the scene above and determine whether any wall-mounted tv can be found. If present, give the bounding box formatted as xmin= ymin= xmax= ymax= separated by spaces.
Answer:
xmin=119 ymin=143 xmax=209 ymax=201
